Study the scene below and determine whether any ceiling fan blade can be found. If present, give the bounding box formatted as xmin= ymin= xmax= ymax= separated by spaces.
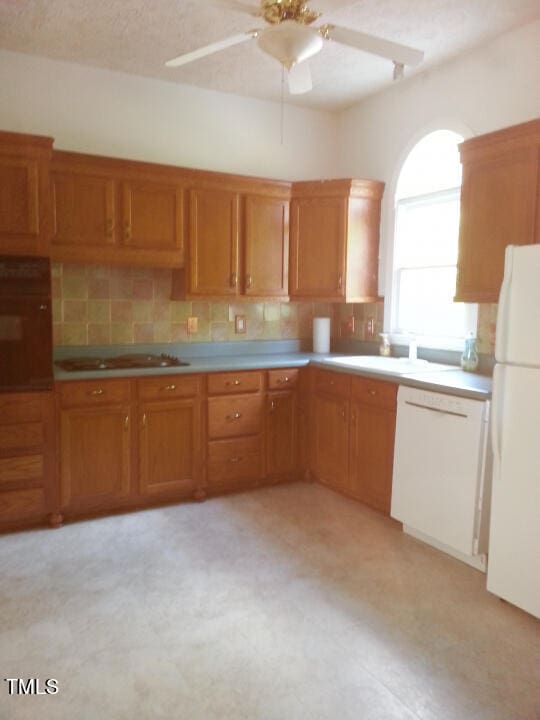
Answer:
xmin=322 ymin=24 xmax=424 ymax=67
xmin=207 ymin=0 xmax=261 ymax=17
xmin=288 ymin=61 xmax=313 ymax=95
xmin=165 ymin=32 xmax=257 ymax=68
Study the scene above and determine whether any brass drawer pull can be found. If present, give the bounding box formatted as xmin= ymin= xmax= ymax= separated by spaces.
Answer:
xmin=229 ymin=456 xmax=242 ymax=464
xmin=277 ymin=376 xmax=290 ymax=384
xmin=226 ymin=379 xmax=241 ymax=386
xmin=226 ymin=412 xmax=242 ymax=421
xmin=89 ymin=389 xmax=104 ymax=396
xmin=230 ymin=271 xmax=237 ymax=288
xmin=163 ymin=384 xmax=177 ymax=391
xmin=246 ymin=274 xmax=252 ymax=289
xmin=124 ymin=415 xmax=129 ymax=430
xmin=142 ymin=413 xmax=147 ymax=428
xmin=368 ymin=390 xmax=377 ymax=396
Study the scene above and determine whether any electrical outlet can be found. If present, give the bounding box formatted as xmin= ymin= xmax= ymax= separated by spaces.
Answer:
xmin=235 ymin=315 xmax=246 ymax=334
xmin=187 ymin=316 xmax=198 ymax=335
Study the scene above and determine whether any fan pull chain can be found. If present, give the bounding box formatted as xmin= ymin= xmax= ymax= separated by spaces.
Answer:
xmin=280 ymin=65 xmax=285 ymax=146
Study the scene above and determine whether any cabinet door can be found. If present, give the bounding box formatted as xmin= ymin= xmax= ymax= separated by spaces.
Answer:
xmin=122 ymin=180 xmax=184 ymax=251
xmin=245 ymin=195 xmax=289 ymax=297
xmin=289 ymin=197 xmax=347 ymax=299
xmin=312 ymin=393 xmax=349 ymax=491
xmin=349 ymin=401 xmax=396 ymax=515
xmin=0 ymin=155 xmax=48 ymax=255
xmin=139 ymin=398 xmax=200 ymax=497
xmin=60 ymin=405 xmax=131 ymax=512
xmin=456 ymin=146 xmax=540 ymax=302
xmin=189 ymin=188 xmax=240 ymax=295
xmin=52 ymin=171 xmax=117 ymax=247
xmin=267 ymin=391 xmax=297 ymax=480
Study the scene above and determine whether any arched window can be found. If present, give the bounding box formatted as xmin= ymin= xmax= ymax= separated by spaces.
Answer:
xmin=389 ymin=130 xmax=477 ymax=350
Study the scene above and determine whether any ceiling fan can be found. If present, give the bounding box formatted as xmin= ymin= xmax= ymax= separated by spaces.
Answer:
xmin=165 ymin=0 xmax=424 ymax=95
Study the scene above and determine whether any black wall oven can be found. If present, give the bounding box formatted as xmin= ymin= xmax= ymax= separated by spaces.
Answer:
xmin=0 ymin=255 xmax=53 ymax=392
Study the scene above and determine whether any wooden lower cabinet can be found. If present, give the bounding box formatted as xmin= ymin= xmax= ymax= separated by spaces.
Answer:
xmin=310 ymin=370 xmax=398 ymax=516
xmin=0 ymin=391 xmax=57 ymax=531
xmin=60 ymin=403 xmax=131 ymax=513
xmin=138 ymin=398 xmax=201 ymax=498
xmin=349 ymin=401 xmax=396 ymax=515
xmin=267 ymin=390 xmax=297 ymax=481
xmin=312 ymin=392 xmax=350 ymax=492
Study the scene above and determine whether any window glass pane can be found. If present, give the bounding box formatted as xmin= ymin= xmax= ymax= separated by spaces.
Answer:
xmin=396 ymin=266 xmax=467 ymax=338
xmin=395 ymin=193 xmax=460 ymax=267
xmin=396 ymin=130 xmax=463 ymax=199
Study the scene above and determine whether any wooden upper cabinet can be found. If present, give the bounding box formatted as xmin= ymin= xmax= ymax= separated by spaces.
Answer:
xmin=290 ymin=196 xmax=346 ymax=298
xmin=0 ymin=131 xmax=53 ymax=256
xmin=245 ymin=194 xmax=289 ymax=297
xmin=122 ymin=180 xmax=183 ymax=251
xmin=290 ymin=179 xmax=385 ymax=302
xmin=52 ymin=171 xmax=117 ymax=248
xmin=189 ymin=187 xmax=240 ymax=296
xmin=455 ymin=119 xmax=540 ymax=303
xmin=51 ymin=151 xmax=187 ymax=268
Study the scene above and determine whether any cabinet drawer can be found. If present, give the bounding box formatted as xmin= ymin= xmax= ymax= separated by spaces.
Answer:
xmin=207 ymin=371 xmax=263 ymax=396
xmin=314 ymin=369 xmax=351 ymax=397
xmin=267 ymin=368 xmax=299 ymax=390
xmin=208 ymin=395 xmax=264 ymax=439
xmin=0 ymin=394 xmax=44 ymax=424
xmin=58 ymin=379 xmax=132 ymax=407
xmin=0 ymin=488 xmax=46 ymax=520
xmin=207 ymin=437 xmax=264 ymax=485
xmin=351 ymin=376 xmax=397 ymax=410
xmin=0 ymin=454 xmax=44 ymax=487
xmin=0 ymin=423 xmax=43 ymax=453
xmin=138 ymin=374 xmax=201 ymax=401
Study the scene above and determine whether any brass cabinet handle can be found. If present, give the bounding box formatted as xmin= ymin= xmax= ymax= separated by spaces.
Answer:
xmin=163 ymin=384 xmax=176 ymax=391
xmin=368 ymin=389 xmax=377 ymax=396
xmin=342 ymin=407 xmax=347 ymax=420
xmin=338 ymin=274 xmax=343 ymax=289
xmin=89 ymin=389 xmax=104 ymax=396
xmin=230 ymin=271 xmax=237 ymax=288
xmin=124 ymin=415 xmax=129 ymax=430
xmin=106 ymin=218 xmax=115 ymax=237
xmin=141 ymin=413 xmax=146 ymax=428
xmin=226 ymin=379 xmax=241 ymax=386
xmin=246 ymin=274 xmax=252 ymax=289
xmin=229 ymin=456 xmax=242 ymax=464
xmin=270 ymin=400 xmax=275 ymax=412
xmin=277 ymin=376 xmax=290 ymax=384
xmin=124 ymin=221 xmax=132 ymax=241
xmin=226 ymin=412 xmax=242 ymax=421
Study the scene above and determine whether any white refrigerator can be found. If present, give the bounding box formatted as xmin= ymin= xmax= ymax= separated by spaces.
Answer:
xmin=488 ymin=244 xmax=540 ymax=618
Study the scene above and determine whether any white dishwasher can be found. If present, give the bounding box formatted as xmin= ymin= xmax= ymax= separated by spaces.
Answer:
xmin=391 ymin=385 xmax=491 ymax=571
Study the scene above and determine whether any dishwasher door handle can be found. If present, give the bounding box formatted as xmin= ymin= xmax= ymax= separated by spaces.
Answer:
xmin=404 ymin=400 xmax=468 ymax=419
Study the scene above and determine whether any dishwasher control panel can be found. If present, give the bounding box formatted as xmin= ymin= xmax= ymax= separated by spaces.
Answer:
xmin=397 ymin=385 xmax=488 ymax=421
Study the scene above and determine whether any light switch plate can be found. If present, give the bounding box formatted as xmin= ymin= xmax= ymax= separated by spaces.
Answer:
xmin=235 ymin=315 xmax=246 ymax=334
xmin=187 ymin=317 xmax=198 ymax=334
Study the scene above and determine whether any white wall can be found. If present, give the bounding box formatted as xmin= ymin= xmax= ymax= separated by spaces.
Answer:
xmin=337 ymin=19 xmax=540 ymax=305
xmin=0 ymin=49 xmax=339 ymax=181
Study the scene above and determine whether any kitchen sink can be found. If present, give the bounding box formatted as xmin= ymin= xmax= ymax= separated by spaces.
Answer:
xmin=327 ymin=356 xmax=455 ymax=375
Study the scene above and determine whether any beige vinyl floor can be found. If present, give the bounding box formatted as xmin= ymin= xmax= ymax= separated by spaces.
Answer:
xmin=1 ymin=482 xmax=539 ymax=720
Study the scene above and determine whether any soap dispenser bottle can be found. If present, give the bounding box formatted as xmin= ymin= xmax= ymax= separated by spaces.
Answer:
xmin=379 ymin=333 xmax=391 ymax=357
xmin=461 ymin=332 xmax=479 ymax=372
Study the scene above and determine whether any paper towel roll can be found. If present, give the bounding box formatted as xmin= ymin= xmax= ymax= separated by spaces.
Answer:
xmin=313 ymin=317 xmax=330 ymax=354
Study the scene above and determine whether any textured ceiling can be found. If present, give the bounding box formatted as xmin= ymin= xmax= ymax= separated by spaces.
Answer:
xmin=1 ymin=0 xmax=539 ymax=110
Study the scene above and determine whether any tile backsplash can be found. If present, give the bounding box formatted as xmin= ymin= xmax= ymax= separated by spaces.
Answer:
xmin=51 ymin=263 xmax=334 ymax=347
xmin=52 ymin=263 xmax=497 ymax=355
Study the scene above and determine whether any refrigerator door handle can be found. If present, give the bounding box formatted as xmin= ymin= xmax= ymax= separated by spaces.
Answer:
xmin=495 ymin=245 xmax=513 ymax=362
xmin=491 ymin=364 xmax=503 ymax=470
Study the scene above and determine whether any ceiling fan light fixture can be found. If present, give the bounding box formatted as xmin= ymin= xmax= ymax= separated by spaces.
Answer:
xmin=257 ymin=20 xmax=323 ymax=69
